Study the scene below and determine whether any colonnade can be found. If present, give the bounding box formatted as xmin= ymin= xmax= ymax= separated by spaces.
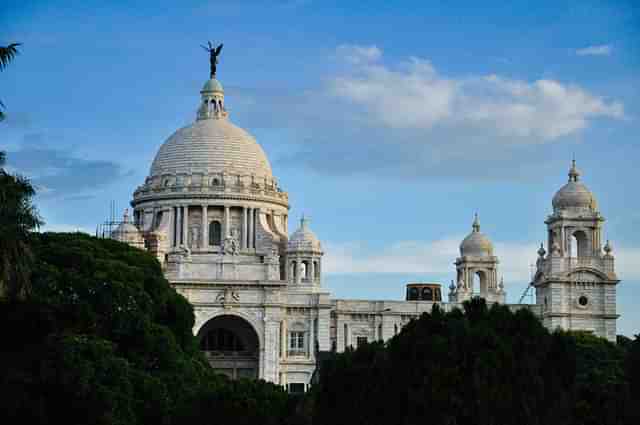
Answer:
xmin=169 ymin=204 xmax=259 ymax=250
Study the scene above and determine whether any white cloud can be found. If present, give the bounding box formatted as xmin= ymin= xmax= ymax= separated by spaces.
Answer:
xmin=336 ymin=44 xmax=382 ymax=65
xmin=324 ymin=236 xmax=640 ymax=285
xmin=324 ymin=237 xmax=538 ymax=284
xmin=330 ymin=45 xmax=623 ymax=141
xmin=575 ymin=44 xmax=612 ymax=56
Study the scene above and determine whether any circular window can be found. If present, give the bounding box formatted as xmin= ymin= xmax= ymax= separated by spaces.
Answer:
xmin=578 ymin=295 xmax=589 ymax=307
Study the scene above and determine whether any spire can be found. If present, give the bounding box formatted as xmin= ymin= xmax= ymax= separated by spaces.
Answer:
xmin=568 ymin=158 xmax=580 ymax=182
xmin=300 ymin=214 xmax=309 ymax=230
xmin=472 ymin=213 xmax=480 ymax=233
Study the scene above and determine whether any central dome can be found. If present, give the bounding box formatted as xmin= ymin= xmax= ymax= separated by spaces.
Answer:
xmin=149 ymin=118 xmax=273 ymax=179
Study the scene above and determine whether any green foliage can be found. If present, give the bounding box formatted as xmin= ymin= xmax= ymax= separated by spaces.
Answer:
xmin=0 ymin=152 xmax=43 ymax=299
xmin=0 ymin=233 xmax=294 ymax=425
xmin=313 ymin=298 xmax=635 ymax=425
xmin=0 ymin=43 xmax=21 ymax=120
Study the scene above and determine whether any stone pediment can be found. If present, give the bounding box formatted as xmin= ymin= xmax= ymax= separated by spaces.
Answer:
xmin=566 ymin=268 xmax=609 ymax=282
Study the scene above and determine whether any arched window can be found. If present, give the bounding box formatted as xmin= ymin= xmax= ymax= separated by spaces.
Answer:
xmin=572 ymin=230 xmax=589 ymax=258
xmin=314 ymin=261 xmax=320 ymax=279
xmin=209 ymin=221 xmax=222 ymax=246
xmin=473 ymin=271 xmax=487 ymax=296
xmin=301 ymin=261 xmax=308 ymax=280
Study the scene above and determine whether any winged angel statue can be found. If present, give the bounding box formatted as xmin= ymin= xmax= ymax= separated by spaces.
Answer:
xmin=201 ymin=41 xmax=223 ymax=78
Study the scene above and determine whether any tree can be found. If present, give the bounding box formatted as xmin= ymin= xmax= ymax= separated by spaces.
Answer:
xmin=313 ymin=299 xmax=634 ymax=425
xmin=0 ymin=152 xmax=42 ymax=299
xmin=0 ymin=43 xmax=20 ymax=121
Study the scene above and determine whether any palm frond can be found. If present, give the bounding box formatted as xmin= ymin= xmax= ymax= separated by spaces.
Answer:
xmin=0 ymin=43 xmax=21 ymax=71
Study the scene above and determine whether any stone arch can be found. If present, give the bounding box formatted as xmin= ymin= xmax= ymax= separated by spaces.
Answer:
xmin=196 ymin=313 xmax=262 ymax=380
xmin=290 ymin=260 xmax=297 ymax=282
xmin=571 ymin=229 xmax=590 ymax=258
xmin=473 ymin=269 xmax=488 ymax=296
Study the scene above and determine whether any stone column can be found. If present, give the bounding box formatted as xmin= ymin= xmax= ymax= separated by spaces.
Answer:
xmin=201 ymin=205 xmax=208 ymax=249
xmin=242 ymin=207 xmax=248 ymax=249
xmin=169 ymin=207 xmax=175 ymax=247
xmin=310 ymin=261 xmax=315 ymax=283
xmin=176 ymin=206 xmax=182 ymax=246
xmin=280 ymin=319 xmax=289 ymax=359
xmin=182 ymin=206 xmax=189 ymax=247
xmin=309 ymin=316 xmax=315 ymax=359
xmin=248 ymin=207 xmax=254 ymax=250
xmin=224 ymin=206 xmax=230 ymax=238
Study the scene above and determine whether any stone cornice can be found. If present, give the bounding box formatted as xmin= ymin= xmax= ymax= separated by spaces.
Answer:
xmin=132 ymin=188 xmax=290 ymax=209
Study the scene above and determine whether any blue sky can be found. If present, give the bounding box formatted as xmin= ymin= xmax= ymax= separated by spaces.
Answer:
xmin=2 ymin=0 xmax=639 ymax=335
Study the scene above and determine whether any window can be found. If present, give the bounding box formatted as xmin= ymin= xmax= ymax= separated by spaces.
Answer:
xmin=408 ymin=287 xmax=419 ymax=300
xmin=209 ymin=221 xmax=222 ymax=246
xmin=200 ymin=328 xmax=245 ymax=352
xmin=421 ymin=287 xmax=433 ymax=301
xmin=356 ymin=336 xmax=368 ymax=347
xmin=288 ymin=383 xmax=305 ymax=394
xmin=289 ymin=331 xmax=306 ymax=355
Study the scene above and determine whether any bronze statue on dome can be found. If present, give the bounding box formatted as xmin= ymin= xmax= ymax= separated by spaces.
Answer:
xmin=201 ymin=41 xmax=223 ymax=78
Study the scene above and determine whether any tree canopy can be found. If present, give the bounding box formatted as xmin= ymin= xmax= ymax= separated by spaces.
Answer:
xmin=0 ymin=232 xmax=294 ymax=425
xmin=313 ymin=299 xmax=638 ymax=425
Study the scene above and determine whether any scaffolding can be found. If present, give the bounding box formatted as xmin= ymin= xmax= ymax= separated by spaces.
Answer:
xmin=96 ymin=200 xmax=124 ymax=239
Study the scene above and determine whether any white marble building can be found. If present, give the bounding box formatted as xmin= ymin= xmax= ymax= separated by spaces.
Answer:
xmin=113 ymin=74 xmax=620 ymax=390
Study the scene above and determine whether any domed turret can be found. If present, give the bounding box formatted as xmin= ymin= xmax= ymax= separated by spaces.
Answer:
xmin=286 ymin=216 xmax=323 ymax=286
xmin=453 ymin=214 xmax=503 ymax=303
xmin=459 ymin=214 xmax=494 ymax=257
xmin=552 ymin=160 xmax=598 ymax=212
xmin=111 ymin=209 xmax=144 ymax=249
xmin=288 ymin=216 xmax=322 ymax=254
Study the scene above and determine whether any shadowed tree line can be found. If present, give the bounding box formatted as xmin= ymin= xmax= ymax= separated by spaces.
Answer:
xmin=313 ymin=300 xmax=639 ymax=425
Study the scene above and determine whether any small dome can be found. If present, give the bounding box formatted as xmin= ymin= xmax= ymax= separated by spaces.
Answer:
xmin=552 ymin=161 xmax=597 ymax=212
xmin=112 ymin=210 xmax=143 ymax=245
xmin=202 ymin=78 xmax=223 ymax=93
xmin=460 ymin=214 xmax=494 ymax=257
xmin=288 ymin=217 xmax=322 ymax=253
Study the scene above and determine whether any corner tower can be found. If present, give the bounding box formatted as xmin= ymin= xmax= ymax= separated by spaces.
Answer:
xmin=450 ymin=214 xmax=505 ymax=303
xmin=532 ymin=161 xmax=619 ymax=341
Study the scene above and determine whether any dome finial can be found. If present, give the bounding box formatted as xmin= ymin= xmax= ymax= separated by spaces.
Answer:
xmin=568 ymin=157 xmax=580 ymax=182
xmin=300 ymin=214 xmax=309 ymax=230
xmin=472 ymin=212 xmax=480 ymax=232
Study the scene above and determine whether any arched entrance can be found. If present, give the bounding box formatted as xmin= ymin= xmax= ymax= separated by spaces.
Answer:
xmin=197 ymin=315 xmax=260 ymax=380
